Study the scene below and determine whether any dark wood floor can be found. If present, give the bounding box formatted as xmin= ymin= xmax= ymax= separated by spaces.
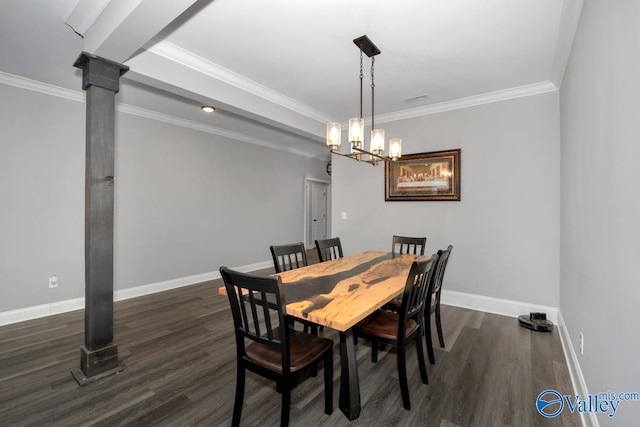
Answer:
xmin=0 ymin=257 xmax=580 ymax=426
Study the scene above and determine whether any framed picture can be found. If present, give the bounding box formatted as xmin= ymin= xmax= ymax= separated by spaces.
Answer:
xmin=385 ymin=149 xmax=461 ymax=201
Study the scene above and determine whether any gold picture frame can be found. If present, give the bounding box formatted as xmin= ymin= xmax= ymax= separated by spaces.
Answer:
xmin=385 ymin=149 xmax=461 ymax=201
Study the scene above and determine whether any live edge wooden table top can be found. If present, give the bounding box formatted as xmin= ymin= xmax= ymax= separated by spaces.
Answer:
xmin=275 ymin=251 xmax=415 ymax=331
xmin=219 ymin=250 xmax=416 ymax=421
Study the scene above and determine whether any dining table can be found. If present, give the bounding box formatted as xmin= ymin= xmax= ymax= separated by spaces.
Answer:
xmin=273 ymin=250 xmax=416 ymax=420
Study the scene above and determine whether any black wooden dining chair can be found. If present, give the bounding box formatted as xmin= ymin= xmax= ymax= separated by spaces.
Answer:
xmin=315 ymin=237 xmax=343 ymax=262
xmin=424 ymin=245 xmax=453 ymax=364
xmin=270 ymin=242 xmax=308 ymax=273
xmin=386 ymin=236 xmax=427 ymax=313
xmin=220 ymin=267 xmax=333 ymax=427
xmin=270 ymin=242 xmax=321 ymax=335
xmin=392 ymin=235 xmax=427 ymax=256
xmin=354 ymin=254 xmax=438 ymax=410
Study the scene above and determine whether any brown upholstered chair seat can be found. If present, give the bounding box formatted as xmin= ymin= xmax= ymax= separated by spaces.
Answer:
xmin=246 ymin=328 xmax=334 ymax=373
xmin=383 ymin=294 xmax=436 ymax=312
xmin=355 ymin=310 xmax=418 ymax=341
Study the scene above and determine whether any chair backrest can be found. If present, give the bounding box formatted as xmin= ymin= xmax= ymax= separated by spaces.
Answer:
xmin=392 ymin=235 xmax=427 ymax=255
xmin=398 ymin=254 xmax=438 ymax=327
xmin=429 ymin=245 xmax=453 ymax=297
xmin=270 ymin=242 xmax=308 ymax=273
xmin=315 ymin=237 xmax=344 ymax=262
xmin=220 ymin=267 xmax=289 ymax=370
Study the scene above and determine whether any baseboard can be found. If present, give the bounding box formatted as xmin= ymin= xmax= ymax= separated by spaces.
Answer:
xmin=441 ymin=289 xmax=558 ymax=323
xmin=1 ymin=270 xmax=562 ymax=330
xmin=557 ymin=311 xmax=598 ymax=427
xmin=0 ymin=260 xmax=273 ymax=326
xmin=0 ymin=297 xmax=87 ymax=327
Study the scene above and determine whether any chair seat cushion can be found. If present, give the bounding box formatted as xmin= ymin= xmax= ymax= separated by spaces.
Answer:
xmin=246 ymin=328 xmax=333 ymax=373
xmin=355 ymin=310 xmax=418 ymax=341
xmin=382 ymin=294 xmax=436 ymax=313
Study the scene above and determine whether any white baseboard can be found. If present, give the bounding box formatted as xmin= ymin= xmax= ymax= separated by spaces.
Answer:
xmin=0 ymin=270 xmax=563 ymax=334
xmin=441 ymin=289 xmax=558 ymax=323
xmin=0 ymin=297 xmax=86 ymax=326
xmin=0 ymin=260 xmax=273 ymax=327
xmin=557 ymin=311 xmax=598 ymax=427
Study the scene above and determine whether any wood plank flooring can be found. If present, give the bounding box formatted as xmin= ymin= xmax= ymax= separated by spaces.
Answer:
xmin=0 ymin=258 xmax=580 ymax=426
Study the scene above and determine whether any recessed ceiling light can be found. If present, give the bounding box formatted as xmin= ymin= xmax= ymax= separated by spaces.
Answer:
xmin=403 ymin=94 xmax=428 ymax=104
xmin=201 ymin=106 xmax=215 ymax=113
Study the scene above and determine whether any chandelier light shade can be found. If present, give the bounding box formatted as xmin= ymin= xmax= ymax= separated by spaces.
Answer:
xmin=326 ymin=122 xmax=342 ymax=149
xmin=327 ymin=35 xmax=402 ymax=166
xmin=389 ymin=138 xmax=402 ymax=161
xmin=370 ymin=129 xmax=385 ymax=154
xmin=348 ymin=118 xmax=364 ymax=145
xmin=349 ymin=118 xmax=365 ymax=158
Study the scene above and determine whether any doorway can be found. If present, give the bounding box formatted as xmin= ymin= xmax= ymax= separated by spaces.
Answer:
xmin=304 ymin=178 xmax=330 ymax=249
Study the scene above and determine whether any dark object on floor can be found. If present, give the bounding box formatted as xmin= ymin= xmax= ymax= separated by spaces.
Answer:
xmin=518 ymin=312 xmax=553 ymax=332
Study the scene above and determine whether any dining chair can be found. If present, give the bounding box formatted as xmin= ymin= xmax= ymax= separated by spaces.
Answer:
xmin=424 ymin=245 xmax=453 ymax=364
xmin=220 ymin=267 xmax=333 ymax=427
xmin=270 ymin=242 xmax=308 ymax=273
xmin=354 ymin=254 xmax=438 ymax=410
xmin=315 ymin=237 xmax=343 ymax=262
xmin=382 ymin=236 xmax=428 ymax=307
xmin=376 ymin=234 xmax=424 ymax=355
xmin=270 ymin=242 xmax=320 ymax=335
xmin=392 ymin=235 xmax=427 ymax=256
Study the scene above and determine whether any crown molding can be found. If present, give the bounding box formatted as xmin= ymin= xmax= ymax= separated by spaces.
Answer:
xmin=117 ymin=104 xmax=318 ymax=159
xmin=146 ymin=41 xmax=335 ymax=124
xmin=0 ymin=71 xmax=320 ymax=159
xmin=140 ymin=42 xmax=562 ymax=128
xmin=374 ymin=81 xmax=559 ymax=124
xmin=0 ymin=71 xmax=85 ymax=102
xmin=1 ymin=71 xmax=557 ymax=157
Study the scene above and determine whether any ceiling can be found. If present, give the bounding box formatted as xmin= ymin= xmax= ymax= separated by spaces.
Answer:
xmin=0 ymin=0 xmax=583 ymax=159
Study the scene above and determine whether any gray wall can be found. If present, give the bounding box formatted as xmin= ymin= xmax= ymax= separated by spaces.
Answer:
xmin=560 ymin=0 xmax=640 ymax=424
xmin=1 ymin=84 xmax=85 ymax=312
xmin=0 ymin=83 xmax=327 ymax=312
xmin=332 ymin=91 xmax=561 ymax=307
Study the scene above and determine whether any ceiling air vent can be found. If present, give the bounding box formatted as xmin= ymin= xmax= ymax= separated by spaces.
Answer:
xmin=403 ymin=94 xmax=429 ymax=103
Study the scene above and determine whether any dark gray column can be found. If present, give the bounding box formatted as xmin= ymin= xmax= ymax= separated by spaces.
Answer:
xmin=71 ymin=52 xmax=129 ymax=385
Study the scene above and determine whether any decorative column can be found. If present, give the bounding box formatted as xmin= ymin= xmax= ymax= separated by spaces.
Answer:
xmin=71 ymin=52 xmax=129 ymax=385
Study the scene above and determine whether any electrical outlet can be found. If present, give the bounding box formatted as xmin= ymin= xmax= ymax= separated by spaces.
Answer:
xmin=579 ymin=332 xmax=584 ymax=355
xmin=49 ymin=275 xmax=58 ymax=288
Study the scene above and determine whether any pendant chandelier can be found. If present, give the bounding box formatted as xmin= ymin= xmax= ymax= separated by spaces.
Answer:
xmin=326 ymin=35 xmax=401 ymax=165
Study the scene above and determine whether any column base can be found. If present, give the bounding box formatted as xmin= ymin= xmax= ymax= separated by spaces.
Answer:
xmin=71 ymin=344 xmax=126 ymax=386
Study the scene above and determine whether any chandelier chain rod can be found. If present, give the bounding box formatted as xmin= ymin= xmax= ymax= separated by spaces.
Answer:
xmin=359 ymin=49 xmax=364 ymax=120
xmin=371 ymin=56 xmax=375 ymax=132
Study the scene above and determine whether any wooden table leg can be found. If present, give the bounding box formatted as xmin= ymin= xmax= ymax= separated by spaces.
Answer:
xmin=339 ymin=329 xmax=361 ymax=420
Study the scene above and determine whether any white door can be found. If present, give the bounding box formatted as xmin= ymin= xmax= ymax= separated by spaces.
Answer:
xmin=309 ymin=182 xmax=328 ymax=245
